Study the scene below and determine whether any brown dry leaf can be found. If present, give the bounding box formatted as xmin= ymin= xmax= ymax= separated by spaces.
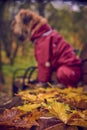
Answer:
xmin=0 ymin=108 xmax=39 ymax=128
xmin=67 ymin=110 xmax=87 ymax=127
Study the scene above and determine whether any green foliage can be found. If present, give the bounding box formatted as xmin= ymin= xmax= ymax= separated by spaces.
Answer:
xmin=3 ymin=42 xmax=36 ymax=90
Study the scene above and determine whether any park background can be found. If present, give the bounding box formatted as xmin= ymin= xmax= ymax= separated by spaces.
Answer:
xmin=0 ymin=0 xmax=87 ymax=97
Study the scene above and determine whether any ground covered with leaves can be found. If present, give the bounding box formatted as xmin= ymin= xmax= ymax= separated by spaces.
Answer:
xmin=0 ymin=86 xmax=87 ymax=130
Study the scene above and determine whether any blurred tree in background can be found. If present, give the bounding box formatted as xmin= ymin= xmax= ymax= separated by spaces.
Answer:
xmin=0 ymin=0 xmax=87 ymax=89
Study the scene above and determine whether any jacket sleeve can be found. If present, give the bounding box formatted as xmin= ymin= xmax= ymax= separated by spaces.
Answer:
xmin=38 ymin=62 xmax=52 ymax=82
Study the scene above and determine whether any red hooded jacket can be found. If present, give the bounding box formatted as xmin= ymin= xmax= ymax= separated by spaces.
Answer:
xmin=31 ymin=24 xmax=81 ymax=83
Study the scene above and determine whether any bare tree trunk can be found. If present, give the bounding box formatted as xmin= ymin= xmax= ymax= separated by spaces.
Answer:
xmin=0 ymin=42 xmax=5 ymax=84
xmin=0 ymin=1 xmax=7 ymax=84
xmin=10 ymin=41 xmax=20 ymax=65
xmin=38 ymin=2 xmax=46 ymax=17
